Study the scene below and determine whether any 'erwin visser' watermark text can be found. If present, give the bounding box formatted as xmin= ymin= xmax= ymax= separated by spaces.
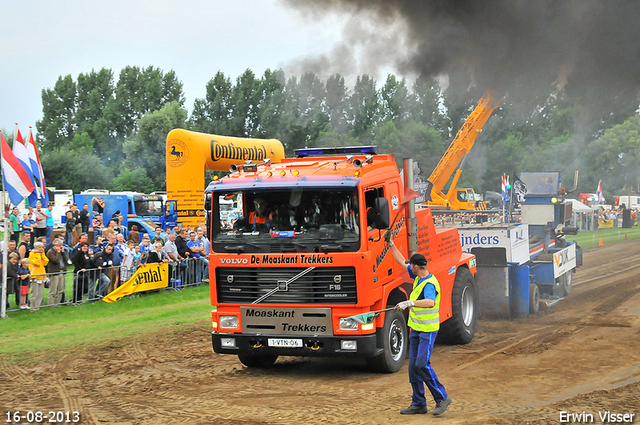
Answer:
xmin=560 ymin=411 xmax=635 ymax=423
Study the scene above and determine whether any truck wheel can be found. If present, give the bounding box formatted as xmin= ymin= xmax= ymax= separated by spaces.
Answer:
xmin=562 ymin=271 xmax=573 ymax=296
xmin=529 ymin=283 xmax=540 ymax=314
xmin=237 ymin=353 xmax=278 ymax=368
xmin=438 ymin=268 xmax=477 ymax=345
xmin=366 ymin=309 xmax=408 ymax=373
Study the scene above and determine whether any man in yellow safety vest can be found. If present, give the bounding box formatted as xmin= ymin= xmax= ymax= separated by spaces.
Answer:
xmin=385 ymin=230 xmax=452 ymax=416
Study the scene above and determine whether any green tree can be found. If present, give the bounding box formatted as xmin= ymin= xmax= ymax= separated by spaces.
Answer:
xmin=229 ymin=69 xmax=260 ymax=137
xmin=36 ymin=75 xmax=77 ymax=150
xmin=40 ymin=149 xmax=111 ymax=193
xmin=325 ymin=74 xmax=349 ymax=132
xmin=190 ymin=71 xmax=234 ymax=135
xmin=297 ymin=72 xmax=330 ymax=146
xmin=121 ymin=101 xmax=188 ymax=189
xmin=373 ymin=120 xmax=445 ymax=174
xmin=349 ymin=75 xmax=379 ymax=141
xmin=69 ymin=132 xmax=95 ymax=153
xmin=255 ymin=69 xmax=287 ymax=139
xmin=104 ymin=65 xmax=185 ymax=162
xmin=411 ymin=75 xmax=449 ymax=136
xmin=379 ymin=74 xmax=409 ymax=123
xmin=110 ymin=168 xmax=156 ymax=193
xmin=75 ymin=68 xmax=114 ymax=146
xmin=278 ymin=75 xmax=306 ymax=154
xmin=482 ymin=133 xmax=525 ymax=193
xmin=316 ymin=130 xmax=360 ymax=148
xmin=582 ymin=116 xmax=640 ymax=196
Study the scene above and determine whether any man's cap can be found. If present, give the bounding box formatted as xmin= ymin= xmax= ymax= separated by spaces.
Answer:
xmin=405 ymin=253 xmax=428 ymax=266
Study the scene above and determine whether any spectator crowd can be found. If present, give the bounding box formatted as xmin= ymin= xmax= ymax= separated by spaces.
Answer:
xmin=2 ymin=202 xmax=210 ymax=313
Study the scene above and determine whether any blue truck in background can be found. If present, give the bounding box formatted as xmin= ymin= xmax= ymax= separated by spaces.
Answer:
xmin=75 ymin=191 xmax=178 ymax=236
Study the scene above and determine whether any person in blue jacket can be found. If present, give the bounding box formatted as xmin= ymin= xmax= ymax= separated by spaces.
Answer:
xmin=385 ymin=230 xmax=452 ymax=416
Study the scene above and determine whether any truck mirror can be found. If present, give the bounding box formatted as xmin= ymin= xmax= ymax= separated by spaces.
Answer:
xmin=374 ymin=197 xmax=390 ymax=229
xmin=166 ymin=200 xmax=176 ymax=216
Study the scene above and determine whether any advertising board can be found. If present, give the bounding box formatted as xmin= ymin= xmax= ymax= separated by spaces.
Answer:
xmin=458 ymin=224 xmax=530 ymax=265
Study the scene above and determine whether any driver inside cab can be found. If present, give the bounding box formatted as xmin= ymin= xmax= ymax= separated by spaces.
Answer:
xmin=235 ymin=196 xmax=276 ymax=232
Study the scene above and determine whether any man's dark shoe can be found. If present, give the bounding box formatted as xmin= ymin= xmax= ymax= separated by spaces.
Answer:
xmin=432 ymin=396 xmax=452 ymax=416
xmin=400 ymin=405 xmax=428 ymax=415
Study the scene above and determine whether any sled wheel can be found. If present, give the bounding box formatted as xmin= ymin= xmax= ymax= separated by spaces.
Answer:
xmin=529 ymin=283 xmax=540 ymax=314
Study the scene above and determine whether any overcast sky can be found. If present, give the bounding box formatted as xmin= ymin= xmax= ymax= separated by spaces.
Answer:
xmin=1 ymin=0 xmax=355 ymax=135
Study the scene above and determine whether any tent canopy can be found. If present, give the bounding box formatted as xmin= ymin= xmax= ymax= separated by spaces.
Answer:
xmin=568 ymin=198 xmax=592 ymax=212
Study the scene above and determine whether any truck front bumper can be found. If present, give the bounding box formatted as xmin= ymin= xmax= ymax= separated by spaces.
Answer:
xmin=212 ymin=332 xmax=380 ymax=358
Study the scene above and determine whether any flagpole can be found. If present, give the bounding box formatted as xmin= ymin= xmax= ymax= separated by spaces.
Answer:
xmin=501 ymin=173 xmax=507 ymax=223
xmin=1 ymin=130 xmax=8 ymax=319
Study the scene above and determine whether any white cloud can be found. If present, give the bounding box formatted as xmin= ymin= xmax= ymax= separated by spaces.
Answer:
xmin=0 ymin=0 xmax=348 ymax=132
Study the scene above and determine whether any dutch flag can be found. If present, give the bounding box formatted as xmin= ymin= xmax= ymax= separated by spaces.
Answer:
xmin=501 ymin=173 xmax=510 ymax=204
xmin=12 ymin=127 xmax=40 ymax=206
xmin=1 ymin=133 xmax=35 ymax=207
xmin=27 ymin=128 xmax=48 ymax=206
xmin=596 ymin=180 xmax=603 ymax=204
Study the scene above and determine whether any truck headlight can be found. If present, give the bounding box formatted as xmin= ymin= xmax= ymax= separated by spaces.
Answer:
xmin=341 ymin=340 xmax=357 ymax=350
xmin=220 ymin=338 xmax=237 ymax=348
xmin=219 ymin=315 xmax=239 ymax=329
xmin=339 ymin=317 xmax=359 ymax=331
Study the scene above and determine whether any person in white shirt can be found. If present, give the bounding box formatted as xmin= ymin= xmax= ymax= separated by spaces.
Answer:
xmin=121 ymin=240 xmax=135 ymax=282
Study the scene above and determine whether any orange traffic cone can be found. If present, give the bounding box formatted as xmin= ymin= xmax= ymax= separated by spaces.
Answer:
xmin=599 ymin=237 xmax=604 ymax=246
xmin=625 ymin=234 xmax=628 ymax=241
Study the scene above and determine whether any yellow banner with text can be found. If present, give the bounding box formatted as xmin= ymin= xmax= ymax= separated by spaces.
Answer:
xmin=103 ymin=263 xmax=169 ymax=302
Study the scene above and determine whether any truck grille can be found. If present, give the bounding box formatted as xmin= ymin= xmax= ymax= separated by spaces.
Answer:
xmin=216 ymin=267 xmax=357 ymax=304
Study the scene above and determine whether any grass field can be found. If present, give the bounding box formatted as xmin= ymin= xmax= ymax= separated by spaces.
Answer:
xmin=1 ymin=224 xmax=638 ymax=361
xmin=1 ymin=283 xmax=212 ymax=362
xmin=567 ymin=224 xmax=640 ymax=247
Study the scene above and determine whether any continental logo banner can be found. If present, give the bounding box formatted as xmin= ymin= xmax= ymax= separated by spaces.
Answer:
xmin=210 ymin=140 xmax=268 ymax=162
xmin=166 ymin=129 xmax=285 ymax=228
xmin=103 ymin=263 xmax=169 ymax=303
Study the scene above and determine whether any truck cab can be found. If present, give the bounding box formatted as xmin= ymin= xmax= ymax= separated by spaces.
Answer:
xmin=206 ymin=147 xmax=478 ymax=372
xmin=111 ymin=192 xmax=178 ymax=235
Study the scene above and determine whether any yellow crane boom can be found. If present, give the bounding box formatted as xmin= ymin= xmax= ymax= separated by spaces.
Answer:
xmin=426 ymin=93 xmax=500 ymax=210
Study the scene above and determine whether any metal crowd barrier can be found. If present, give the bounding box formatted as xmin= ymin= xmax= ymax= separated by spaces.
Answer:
xmin=3 ymin=257 xmax=209 ymax=313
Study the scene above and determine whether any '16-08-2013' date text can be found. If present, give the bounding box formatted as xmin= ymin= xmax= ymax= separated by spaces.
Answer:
xmin=5 ymin=411 xmax=80 ymax=423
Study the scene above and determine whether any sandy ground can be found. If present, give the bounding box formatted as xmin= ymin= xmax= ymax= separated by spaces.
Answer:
xmin=1 ymin=241 xmax=639 ymax=425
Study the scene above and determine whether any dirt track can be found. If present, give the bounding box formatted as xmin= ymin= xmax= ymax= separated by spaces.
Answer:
xmin=2 ymin=241 xmax=640 ymax=424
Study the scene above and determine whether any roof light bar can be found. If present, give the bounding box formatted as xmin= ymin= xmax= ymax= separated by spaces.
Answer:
xmin=229 ymin=158 xmax=271 ymax=173
xmin=295 ymin=146 xmax=378 ymax=157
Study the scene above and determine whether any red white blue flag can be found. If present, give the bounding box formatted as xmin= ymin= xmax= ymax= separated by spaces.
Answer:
xmin=12 ymin=127 xmax=40 ymax=207
xmin=596 ymin=180 xmax=603 ymax=204
xmin=27 ymin=128 xmax=48 ymax=206
xmin=12 ymin=129 xmax=34 ymax=182
xmin=501 ymin=173 xmax=510 ymax=204
xmin=1 ymin=133 xmax=35 ymax=206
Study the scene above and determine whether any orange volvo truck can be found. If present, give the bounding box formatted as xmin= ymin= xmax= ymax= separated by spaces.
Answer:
xmin=206 ymin=147 xmax=478 ymax=372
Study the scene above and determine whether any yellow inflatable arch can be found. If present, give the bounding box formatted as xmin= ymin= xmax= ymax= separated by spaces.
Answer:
xmin=166 ymin=129 xmax=285 ymax=227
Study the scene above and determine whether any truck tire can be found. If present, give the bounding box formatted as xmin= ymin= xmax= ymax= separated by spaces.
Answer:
xmin=237 ymin=353 xmax=278 ymax=368
xmin=562 ymin=271 xmax=573 ymax=296
xmin=366 ymin=309 xmax=408 ymax=373
xmin=438 ymin=268 xmax=477 ymax=345
xmin=529 ymin=283 xmax=540 ymax=314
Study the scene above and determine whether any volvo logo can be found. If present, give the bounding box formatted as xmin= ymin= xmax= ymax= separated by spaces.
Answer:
xmin=333 ymin=275 xmax=342 ymax=284
xmin=227 ymin=275 xmax=234 ymax=284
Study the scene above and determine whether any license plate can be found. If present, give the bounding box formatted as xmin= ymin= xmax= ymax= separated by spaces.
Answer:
xmin=268 ymin=338 xmax=303 ymax=348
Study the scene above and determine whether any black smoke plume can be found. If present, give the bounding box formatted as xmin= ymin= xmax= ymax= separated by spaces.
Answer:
xmin=283 ymin=0 xmax=640 ymax=98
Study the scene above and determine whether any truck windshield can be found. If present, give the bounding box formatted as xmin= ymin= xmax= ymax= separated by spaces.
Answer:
xmin=211 ymin=188 xmax=361 ymax=253
xmin=134 ymin=200 xmax=164 ymax=216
